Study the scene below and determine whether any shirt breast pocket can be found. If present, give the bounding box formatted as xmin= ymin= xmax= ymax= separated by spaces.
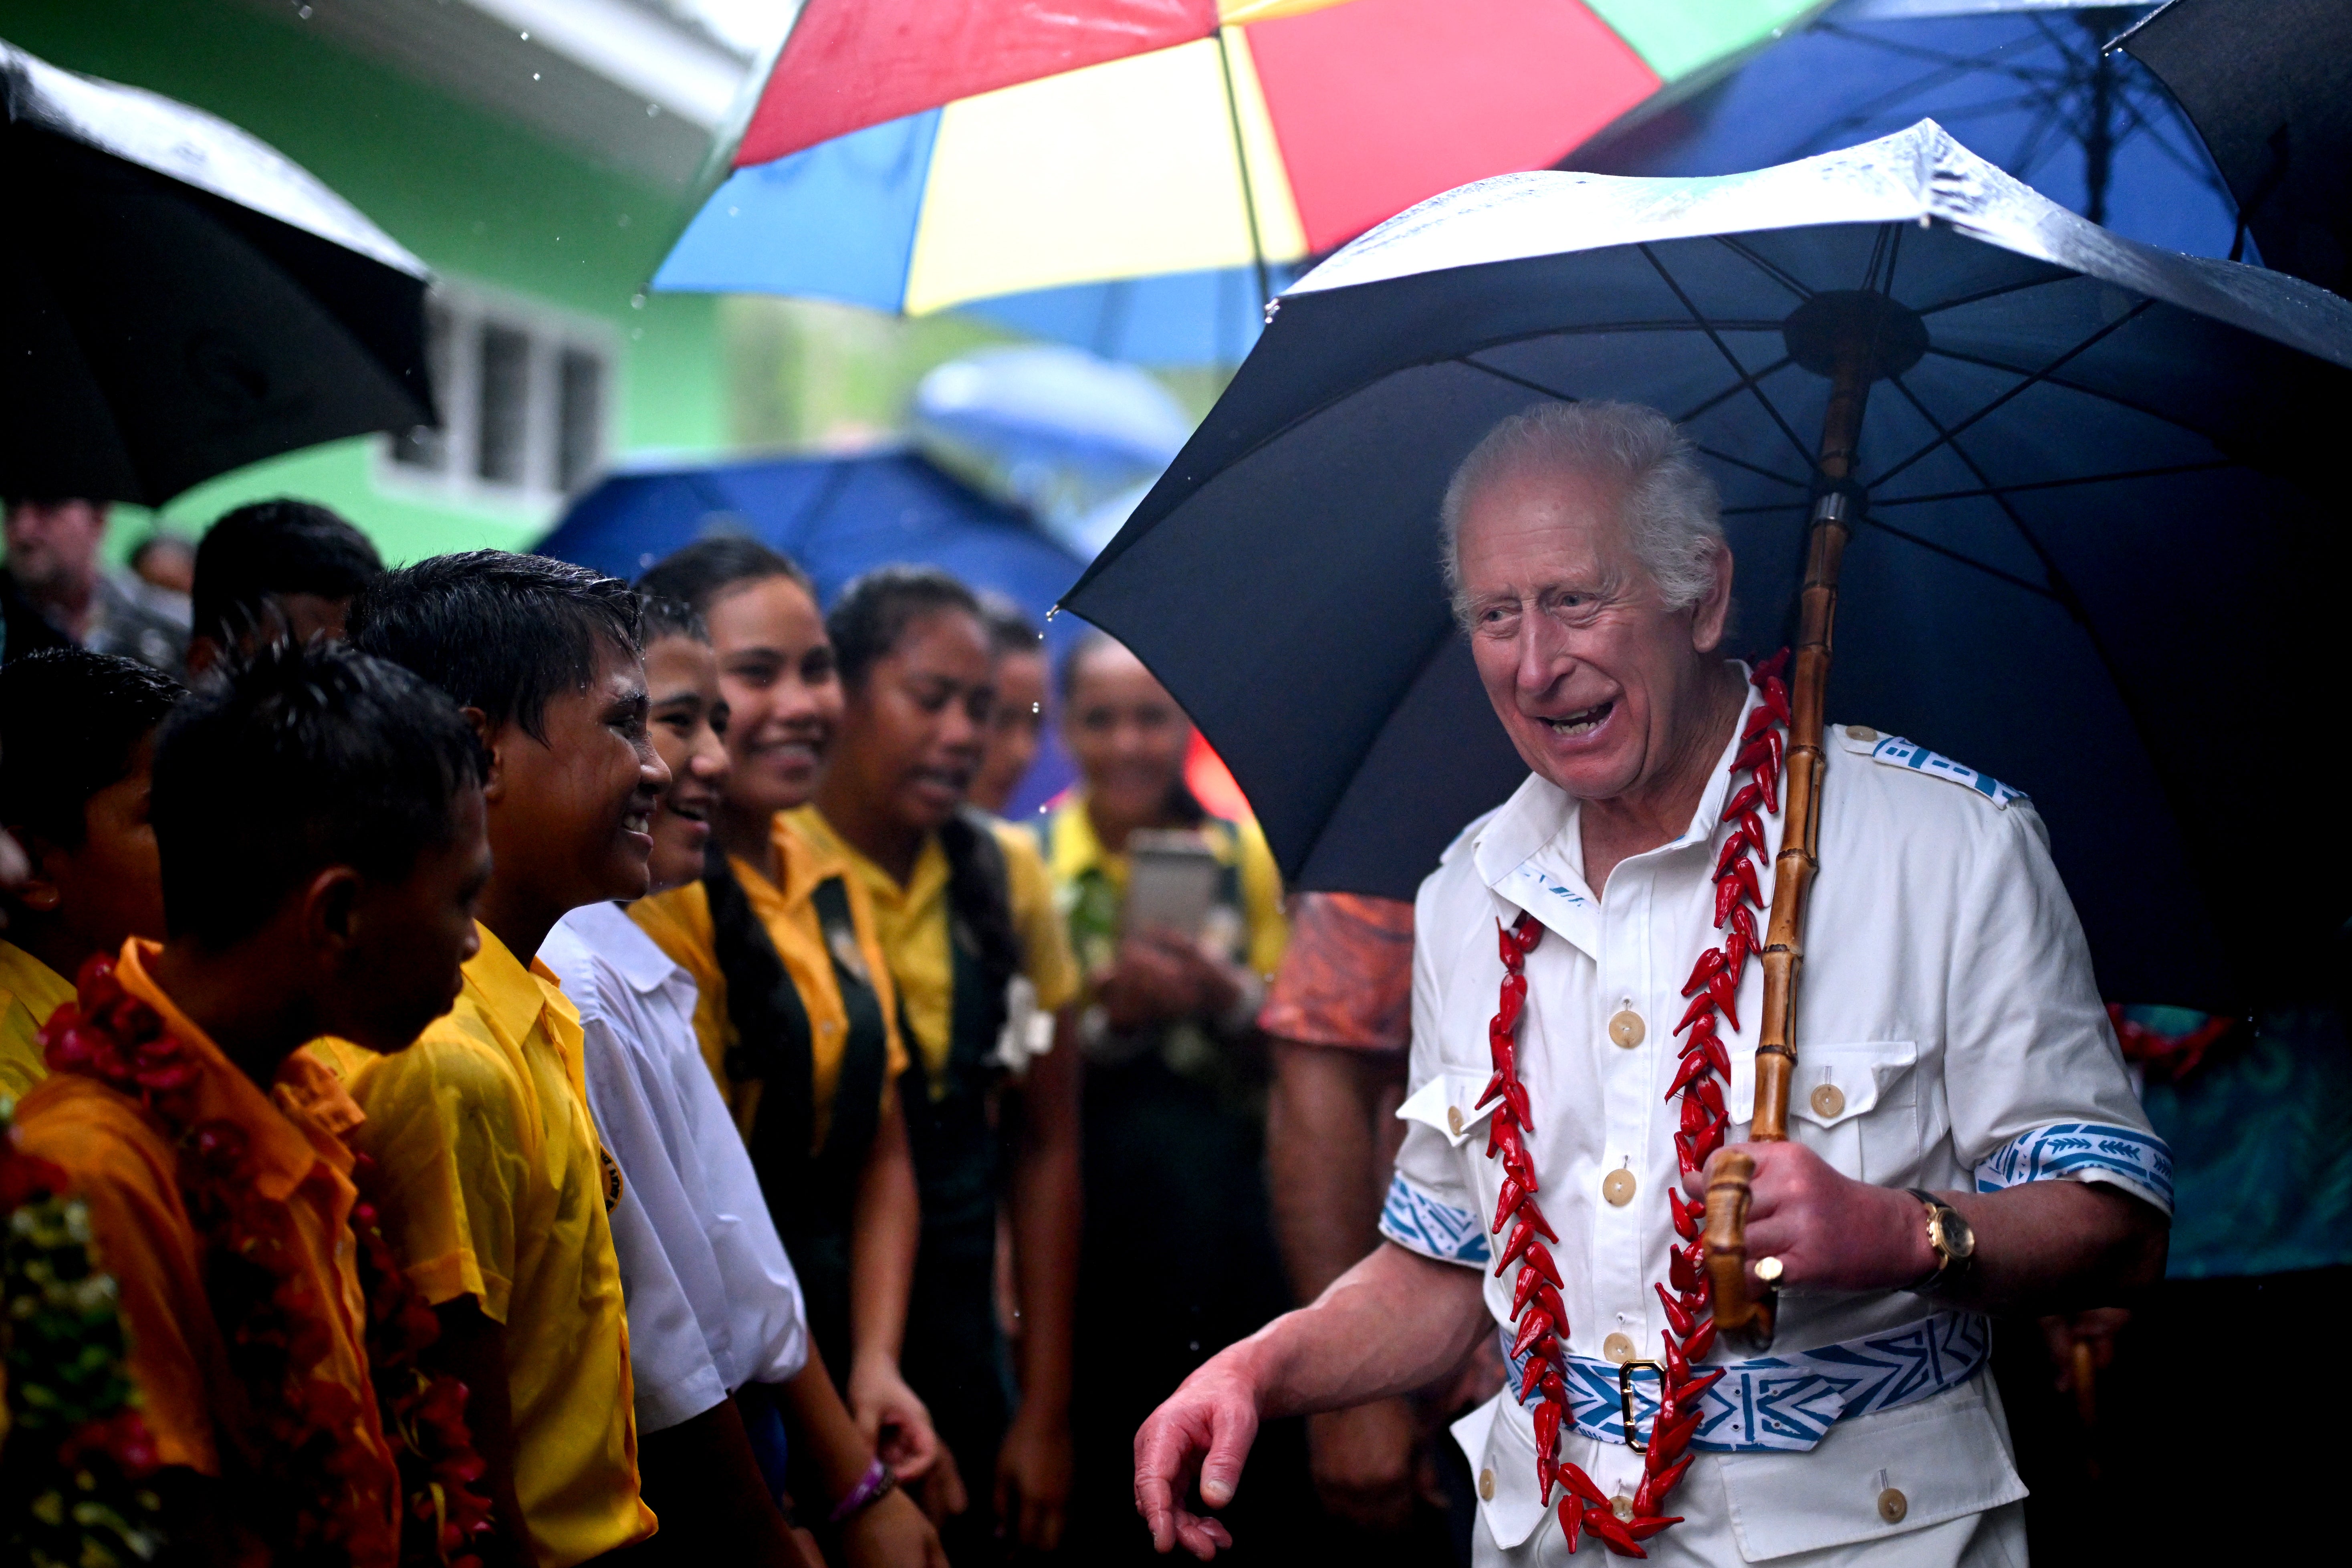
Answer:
xmin=1784 ymin=1041 xmax=1920 ymax=1185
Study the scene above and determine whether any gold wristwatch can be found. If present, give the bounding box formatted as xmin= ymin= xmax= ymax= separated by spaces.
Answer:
xmin=1903 ymin=1189 xmax=1976 ymax=1294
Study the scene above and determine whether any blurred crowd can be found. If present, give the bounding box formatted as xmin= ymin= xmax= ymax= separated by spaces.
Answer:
xmin=0 ymin=493 xmax=1496 ymax=1568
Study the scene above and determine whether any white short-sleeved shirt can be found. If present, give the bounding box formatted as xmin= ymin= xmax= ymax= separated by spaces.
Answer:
xmin=542 ymin=900 xmax=809 ymax=1432
xmin=1384 ymin=673 xmax=2168 ymax=1565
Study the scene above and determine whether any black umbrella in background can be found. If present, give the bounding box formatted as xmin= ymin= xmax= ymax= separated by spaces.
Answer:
xmin=0 ymin=38 xmax=433 ymax=505
xmin=2118 ymin=0 xmax=2352 ymax=294
xmin=1061 ymin=121 xmax=2352 ymax=1011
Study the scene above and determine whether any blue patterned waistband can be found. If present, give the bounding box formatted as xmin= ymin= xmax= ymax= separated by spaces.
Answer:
xmin=1503 ymin=1312 xmax=1989 ymax=1454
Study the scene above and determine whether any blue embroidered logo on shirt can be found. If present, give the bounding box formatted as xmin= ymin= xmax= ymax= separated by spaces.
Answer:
xmin=1512 ymin=864 xmax=1585 ymax=906
xmin=1868 ymin=735 xmax=2028 ymax=808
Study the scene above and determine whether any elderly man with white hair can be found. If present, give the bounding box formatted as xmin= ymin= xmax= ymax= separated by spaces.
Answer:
xmin=1134 ymin=401 xmax=2168 ymax=1565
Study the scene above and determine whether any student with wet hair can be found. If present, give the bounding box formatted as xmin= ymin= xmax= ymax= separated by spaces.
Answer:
xmin=805 ymin=565 xmax=1083 ymax=1557
xmin=630 ymin=540 xmax=947 ymax=1561
xmin=10 ymin=640 xmax=495 ymax=1565
xmin=0 ymin=648 xmax=183 ymax=1097
xmin=968 ymin=592 xmax=1047 ymax=817
xmin=341 ymin=551 xmax=665 ymax=1568
xmin=186 ymin=498 xmax=383 ymax=675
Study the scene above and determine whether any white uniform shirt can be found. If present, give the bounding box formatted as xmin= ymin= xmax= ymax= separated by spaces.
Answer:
xmin=543 ymin=900 xmax=809 ymax=1432
xmin=1384 ymin=676 xmax=2168 ymax=1565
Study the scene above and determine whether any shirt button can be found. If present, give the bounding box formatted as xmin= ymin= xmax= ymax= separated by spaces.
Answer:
xmin=1846 ymin=724 xmax=1878 ymax=742
xmin=1446 ymin=1105 xmax=1464 ymax=1136
xmin=1478 ymin=1467 xmax=1495 ymax=1501
xmin=1608 ymin=1009 xmax=1645 ymax=1049
xmin=1602 ymin=1168 xmax=1637 ymax=1206
xmin=1878 ymin=1487 xmax=1908 ymax=1524
xmin=1602 ymin=1331 xmax=1636 ymax=1363
xmin=1810 ymin=1083 xmax=1846 ymax=1119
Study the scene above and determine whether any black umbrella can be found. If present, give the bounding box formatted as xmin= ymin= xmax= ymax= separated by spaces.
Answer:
xmin=1060 ymin=120 xmax=2352 ymax=1011
xmin=2118 ymin=0 xmax=2352 ymax=293
xmin=0 ymin=39 xmax=433 ymax=505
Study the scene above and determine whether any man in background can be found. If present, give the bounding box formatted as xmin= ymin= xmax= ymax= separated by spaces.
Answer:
xmin=1 ymin=497 xmax=188 ymax=675
xmin=186 ymin=498 xmax=383 ymax=674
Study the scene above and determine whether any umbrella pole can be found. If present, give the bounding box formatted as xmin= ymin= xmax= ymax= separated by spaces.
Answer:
xmin=1704 ymin=288 xmax=1925 ymax=1347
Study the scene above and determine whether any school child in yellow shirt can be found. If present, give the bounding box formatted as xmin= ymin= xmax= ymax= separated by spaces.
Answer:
xmin=342 ymin=552 xmax=666 ymax=1568
xmin=0 ymin=648 xmax=182 ymax=1097
xmin=11 ymin=640 xmax=495 ymax=1566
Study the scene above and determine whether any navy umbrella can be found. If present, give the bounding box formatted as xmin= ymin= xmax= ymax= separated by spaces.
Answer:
xmin=1060 ymin=121 xmax=2352 ymax=1009
xmin=537 ymin=446 xmax=1090 ymax=816
xmin=1578 ymin=0 xmax=2239 ymax=259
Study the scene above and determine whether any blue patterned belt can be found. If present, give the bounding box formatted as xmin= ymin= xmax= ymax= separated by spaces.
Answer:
xmin=1503 ymin=1312 xmax=1989 ymax=1453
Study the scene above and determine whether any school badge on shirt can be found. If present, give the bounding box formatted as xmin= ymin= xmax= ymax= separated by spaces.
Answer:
xmin=599 ymin=1146 xmax=624 ymax=1212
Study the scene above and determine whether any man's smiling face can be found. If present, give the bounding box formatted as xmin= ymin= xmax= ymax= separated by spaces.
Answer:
xmin=1456 ymin=463 xmax=1726 ymax=803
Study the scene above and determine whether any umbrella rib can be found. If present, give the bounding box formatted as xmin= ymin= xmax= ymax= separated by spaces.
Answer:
xmin=1914 ymin=344 xmax=2223 ymax=447
xmin=1710 ymin=237 xmax=1815 ymax=303
xmin=1640 ymin=245 xmax=1818 ymax=468
xmin=1460 ymin=357 xmax=1808 ymax=489
xmin=1861 ymin=459 xmax=2237 ymax=510
xmin=1914 ymin=273 xmax=2076 ymax=318
xmin=1855 ymin=515 xmax=2060 ymax=601
xmin=1863 ymin=300 xmax=2153 ymax=491
xmin=1676 ymin=356 xmax=1797 ymax=424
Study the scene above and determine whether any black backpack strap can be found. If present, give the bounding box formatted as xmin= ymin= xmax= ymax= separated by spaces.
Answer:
xmin=703 ymin=837 xmax=815 ymax=1166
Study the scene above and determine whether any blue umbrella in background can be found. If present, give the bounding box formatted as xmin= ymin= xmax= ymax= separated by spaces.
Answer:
xmin=909 ymin=345 xmax=1195 ymax=559
xmin=536 ymin=446 xmax=1091 ymax=816
xmin=1574 ymin=0 xmax=2240 ymax=259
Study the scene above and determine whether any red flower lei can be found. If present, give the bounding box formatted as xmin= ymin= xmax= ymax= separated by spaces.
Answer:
xmin=1482 ymin=650 xmax=1790 ymax=1558
xmin=38 ymin=955 xmax=496 ymax=1568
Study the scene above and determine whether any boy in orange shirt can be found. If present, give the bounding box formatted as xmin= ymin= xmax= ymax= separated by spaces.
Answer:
xmin=10 ymin=641 xmax=494 ymax=1564
xmin=343 ymin=552 xmax=666 ymax=1568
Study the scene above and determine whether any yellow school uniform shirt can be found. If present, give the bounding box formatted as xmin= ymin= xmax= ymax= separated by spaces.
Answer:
xmin=1044 ymin=793 xmax=1291 ymax=979
xmin=335 ymin=926 xmax=654 ymax=1568
xmin=791 ymin=808 xmax=1081 ymax=1090
xmin=631 ymin=810 xmax=907 ymax=1141
xmin=0 ymin=940 xmax=73 ymax=1099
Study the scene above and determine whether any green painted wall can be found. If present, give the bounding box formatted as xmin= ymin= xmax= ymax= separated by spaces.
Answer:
xmin=0 ymin=0 xmax=732 ymax=565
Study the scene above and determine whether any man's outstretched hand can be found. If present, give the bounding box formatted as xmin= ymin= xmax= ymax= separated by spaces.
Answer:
xmin=1132 ymin=1348 xmax=1261 ymax=1559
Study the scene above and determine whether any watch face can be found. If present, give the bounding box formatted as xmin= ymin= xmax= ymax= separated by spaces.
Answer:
xmin=1942 ymin=1208 xmax=1976 ymax=1261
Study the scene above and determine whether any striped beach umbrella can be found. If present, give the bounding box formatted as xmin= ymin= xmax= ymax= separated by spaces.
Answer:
xmin=656 ymin=0 xmax=1827 ymax=361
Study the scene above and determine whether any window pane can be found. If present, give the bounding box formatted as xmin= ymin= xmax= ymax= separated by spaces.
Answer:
xmin=391 ymin=297 xmax=453 ymax=471
xmin=476 ymin=324 xmax=531 ymax=486
xmin=557 ymin=348 xmax=605 ymax=493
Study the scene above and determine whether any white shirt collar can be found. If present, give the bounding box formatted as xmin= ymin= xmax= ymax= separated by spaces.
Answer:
xmin=559 ymin=898 xmax=686 ymax=997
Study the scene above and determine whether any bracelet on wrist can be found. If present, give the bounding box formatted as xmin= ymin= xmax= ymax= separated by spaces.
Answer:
xmin=829 ymin=1457 xmax=898 ymax=1524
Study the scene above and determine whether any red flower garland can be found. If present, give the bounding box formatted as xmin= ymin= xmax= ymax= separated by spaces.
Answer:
xmin=38 ymin=955 xmax=494 ymax=1568
xmin=1482 ymin=650 xmax=1789 ymax=1558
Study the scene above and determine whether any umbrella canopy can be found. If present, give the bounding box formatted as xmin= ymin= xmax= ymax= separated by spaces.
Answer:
xmin=0 ymin=39 xmax=432 ymax=505
xmin=535 ymin=446 xmax=1092 ymax=814
xmin=654 ymin=0 xmax=1826 ymax=362
xmin=2119 ymin=0 xmax=2352 ymax=293
xmin=1580 ymin=0 xmax=2239 ymax=258
xmin=1062 ymin=120 xmax=2352 ymax=1009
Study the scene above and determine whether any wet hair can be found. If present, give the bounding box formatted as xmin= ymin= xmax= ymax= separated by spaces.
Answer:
xmin=154 ymin=640 xmax=483 ymax=948
xmin=638 ymin=594 xmax=708 ymax=646
xmin=0 ymin=649 xmax=185 ymax=848
xmin=976 ymin=591 xmax=1041 ymax=659
xmin=348 ymin=551 xmax=640 ymax=741
xmin=825 ymin=565 xmax=983 ymax=688
xmin=192 ymin=500 xmax=384 ymax=646
xmin=1440 ymin=400 xmax=1725 ymax=622
xmin=635 ymin=536 xmax=814 ymax=614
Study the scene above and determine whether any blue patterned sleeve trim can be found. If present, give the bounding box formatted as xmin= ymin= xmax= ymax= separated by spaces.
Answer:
xmin=1975 ymin=1122 xmax=2174 ymax=1215
xmin=1378 ymin=1172 xmax=1491 ymax=1267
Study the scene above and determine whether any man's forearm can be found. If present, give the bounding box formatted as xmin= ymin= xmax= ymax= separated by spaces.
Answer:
xmin=1239 ymin=1242 xmax=1490 ymax=1422
xmin=1936 ymin=1180 xmax=2167 ymax=1314
xmin=1266 ymin=1041 xmax=1403 ymax=1304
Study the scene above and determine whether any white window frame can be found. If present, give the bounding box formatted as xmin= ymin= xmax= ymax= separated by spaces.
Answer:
xmin=375 ymin=278 xmax=619 ymax=516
